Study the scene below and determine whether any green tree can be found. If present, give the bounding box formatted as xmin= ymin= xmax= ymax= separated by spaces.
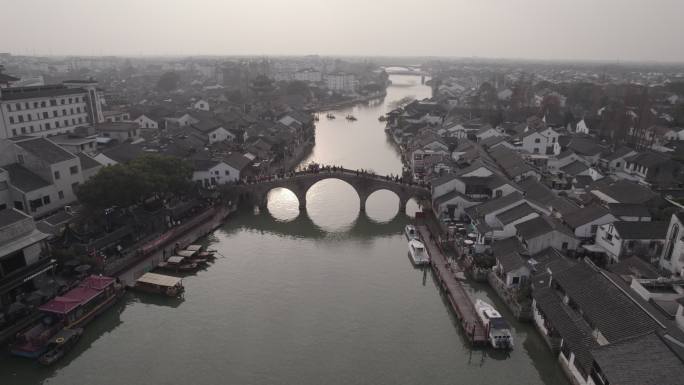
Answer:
xmin=76 ymin=155 xmax=192 ymax=209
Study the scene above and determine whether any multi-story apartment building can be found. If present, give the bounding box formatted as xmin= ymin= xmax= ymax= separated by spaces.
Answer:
xmin=0 ymin=136 xmax=86 ymax=217
xmin=325 ymin=72 xmax=357 ymax=94
xmin=0 ymin=79 xmax=104 ymax=139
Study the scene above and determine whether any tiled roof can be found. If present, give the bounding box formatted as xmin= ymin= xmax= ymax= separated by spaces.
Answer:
xmin=497 ymin=252 xmax=527 ymax=273
xmin=551 ymin=262 xmax=660 ymax=342
xmin=76 ymin=152 xmax=102 ymax=170
xmin=0 ymin=85 xmax=85 ymax=100
xmin=533 ymin=286 xmax=598 ymax=372
xmin=612 ymin=221 xmax=669 ymax=240
xmin=465 ymin=191 xmax=524 ymax=218
xmin=591 ymin=332 xmax=684 ymax=385
xmin=0 ymin=208 xmax=30 ymax=228
xmin=560 ymin=160 xmax=589 ymax=176
xmin=496 ymin=202 xmax=537 ymax=225
xmin=516 ymin=215 xmax=574 ymax=239
xmin=607 ymin=203 xmax=651 ymax=219
xmin=101 ymin=143 xmax=144 ymax=164
xmin=14 ymin=137 xmax=76 ymax=164
xmin=563 ymin=204 xmax=611 ymax=228
xmin=224 ymin=153 xmax=251 ymax=171
xmin=3 ymin=163 xmax=51 ymax=192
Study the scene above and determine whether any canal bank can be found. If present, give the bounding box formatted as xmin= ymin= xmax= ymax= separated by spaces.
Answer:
xmin=0 ymin=74 xmax=569 ymax=385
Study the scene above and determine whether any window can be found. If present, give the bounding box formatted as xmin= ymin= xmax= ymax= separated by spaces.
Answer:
xmin=561 ymin=242 xmax=568 ymax=250
xmin=495 ymin=190 xmax=503 ymax=198
xmin=512 ymin=276 xmax=520 ymax=285
xmin=591 ymin=225 xmax=598 ymax=234
xmin=533 ymin=148 xmax=540 ymax=154
xmin=70 ymin=165 xmax=79 ymax=175
xmin=58 ymin=191 xmax=64 ymax=199
xmin=615 ymin=162 xmax=621 ymax=168
xmin=55 ymin=121 xmax=60 ymax=128
xmin=20 ymin=127 xmax=26 ymax=134
xmin=43 ymin=111 xmax=49 ymax=119
xmin=50 ymin=99 xmax=57 ymax=106
xmin=26 ymin=114 xmax=31 ymax=121
xmin=15 ymin=102 xmax=21 ymax=110
xmin=61 ymin=99 xmax=65 ymax=105
xmin=64 ymin=120 xmax=69 ymax=127
xmin=45 ymin=122 xmax=51 ymax=129
xmin=43 ymin=195 xmax=51 ymax=205
xmin=628 ymin=240 xmax=636 ymax=249
xmin=68 ymin=98 xmax=72 ymax=103
xmin=18 ymin=115 xmax=23 ymax=123
xmin=53 ymin=110 xmax=58 ymax=117
xmin=17 ymin=154 xmax=24 ymax=164
xmin=534 ymin=138 xmax=541 ymax=143
xmin=34 ymin=102 xmax=39 ymax=108
xmin=29 ymin=126 xmax=34 ymax=133
xmin=62 ymin=109 xmax=67 ymax=115
xmin=9 ymin=116 xmax=14 ymax=124
xmin=54 ymin=170 xmax=61 ymax=180
xmin=76 ymin=107 xmax=81 ymax=113
xmin=70 ymin=108 xmax=74 ymax=114
xmin=225 ymin=170 xmax=230 ymax=176
xmin=41 ymin=101 xmax=46 ymax=107
xmin=11 ymin=129 xmax=17 ymax=137
xmin=24 ymin=102 xmax=29 ymax=109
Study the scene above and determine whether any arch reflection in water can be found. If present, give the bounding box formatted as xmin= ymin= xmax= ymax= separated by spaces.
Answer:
xmin=222 ymin=205 xmax=410 ymax=241
xmin=365 ymin=189 xmax=399 ymax=223
xmin=306 ymin=179 xmax=359 ymax=232
xmin=265 ymin=187 xmax=300 ymax=222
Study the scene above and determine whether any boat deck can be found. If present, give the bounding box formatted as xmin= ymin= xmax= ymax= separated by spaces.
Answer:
xmin=417 ymin=225 xmax=488 ymax=346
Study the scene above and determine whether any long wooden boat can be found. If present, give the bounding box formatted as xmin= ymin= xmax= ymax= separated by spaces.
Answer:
xmin=134 ymin=273 xmax=184 ymax=297
xmin=11 ymin=275 xmax=124 ymax=358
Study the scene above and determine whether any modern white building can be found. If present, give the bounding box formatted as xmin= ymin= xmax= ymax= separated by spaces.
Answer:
xmin=132 ymin=114 xmax=159 ymax=129
xmin=660 ymin=213 xmax=684 ymax=276
xmin=325 ymin=72 xmax=357 ymax=94
xmin=0 ymin=80 xmax=105 ymax=139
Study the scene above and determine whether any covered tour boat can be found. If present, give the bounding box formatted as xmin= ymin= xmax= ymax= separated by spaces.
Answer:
xmin=157 ymin=256 xmax=199 ymax=273
xmin=11 ymin=275 xmax=123 ymax=358
xmin=134 ymin=272 xmax=185 ymax=297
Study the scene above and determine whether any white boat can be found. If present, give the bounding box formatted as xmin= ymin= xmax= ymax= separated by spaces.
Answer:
xmin=408 ymin=239 xmax=430 ymax=265
xmin=405 ymin=224 xmax=418 ymax=240
xmin=475 ymin=299 xmax=514 ymax=349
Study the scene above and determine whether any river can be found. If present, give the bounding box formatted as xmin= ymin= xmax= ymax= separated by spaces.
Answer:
xmin=0 ymin=74 xmax=569 ymax=385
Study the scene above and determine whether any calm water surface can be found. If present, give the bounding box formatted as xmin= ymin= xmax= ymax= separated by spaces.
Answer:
xmin=0 ymin=75 xmax=568 ymax=385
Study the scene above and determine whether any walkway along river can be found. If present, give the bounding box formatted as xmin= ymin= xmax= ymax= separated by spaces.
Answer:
xmin=0 ymin=74 xmax=569 ymax=385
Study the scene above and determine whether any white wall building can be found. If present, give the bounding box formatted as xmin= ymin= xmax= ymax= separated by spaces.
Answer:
xmin=0 ymin=81 xmax=104 ymax=139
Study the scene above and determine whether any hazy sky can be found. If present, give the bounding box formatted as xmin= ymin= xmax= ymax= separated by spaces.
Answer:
xmin=2 ymin=0 xmax=684 ymax=62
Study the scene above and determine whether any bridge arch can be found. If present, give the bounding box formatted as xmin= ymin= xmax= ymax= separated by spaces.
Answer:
xmin=240 ymin=169 xmax=430 ymax=216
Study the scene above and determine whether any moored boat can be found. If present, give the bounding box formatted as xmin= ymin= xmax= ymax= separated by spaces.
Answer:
xmin=326 ymin=113 xmax=335 ymax=119
xmin=157 ymin=256 xmax=199 ymax=273
xmin=134 ymin=272 xmax=184 ymax=297
xmin=346 ymin=114 xmax=357 ymax=121
xmin=11 ymin=275 xmax=124 ymax=358
xmin=38 ymin=328 xmax=83 ymax=366
xmin=405 ymin=224 xmax=418 ymax=240
xmin=184 ymin=244 xmax=216 ymax=259
xmin=408 ymin=239 xmax=430 ymax=265
xmin=475 ymin=299 xmax=514 ymax=349
xmin=10 ymin=317 xmax=64 ymax=358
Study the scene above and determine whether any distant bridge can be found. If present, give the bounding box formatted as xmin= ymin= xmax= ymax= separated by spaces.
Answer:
xmin=382 ymin=65 xmax=429 ymax=76
xmin=237 ymin=168 xmax=430 ymax=214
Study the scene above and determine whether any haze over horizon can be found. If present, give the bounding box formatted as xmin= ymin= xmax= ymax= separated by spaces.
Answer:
xmin=1 ymin=0 xmax=684 ymax=63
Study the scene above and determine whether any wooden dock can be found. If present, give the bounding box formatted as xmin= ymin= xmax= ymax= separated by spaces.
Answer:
xmin=417 ymin=225 xmax=488 ymax=346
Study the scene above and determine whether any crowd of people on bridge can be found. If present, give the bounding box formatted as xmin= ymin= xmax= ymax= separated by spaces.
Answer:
xmin=242 ymin=162 xmax=430 ymax=189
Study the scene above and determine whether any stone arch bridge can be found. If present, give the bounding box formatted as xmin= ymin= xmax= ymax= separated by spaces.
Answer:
xmin=238 ymin=169 xmax=431 ymax=213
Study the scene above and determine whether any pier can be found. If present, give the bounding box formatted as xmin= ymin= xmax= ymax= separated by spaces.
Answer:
xmin=416 ymin=225 xmax=488 ymax=346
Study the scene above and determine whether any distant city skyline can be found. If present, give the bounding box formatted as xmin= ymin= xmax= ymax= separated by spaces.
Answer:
xmin=2 ymin=0 xmax=684 ymax=62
